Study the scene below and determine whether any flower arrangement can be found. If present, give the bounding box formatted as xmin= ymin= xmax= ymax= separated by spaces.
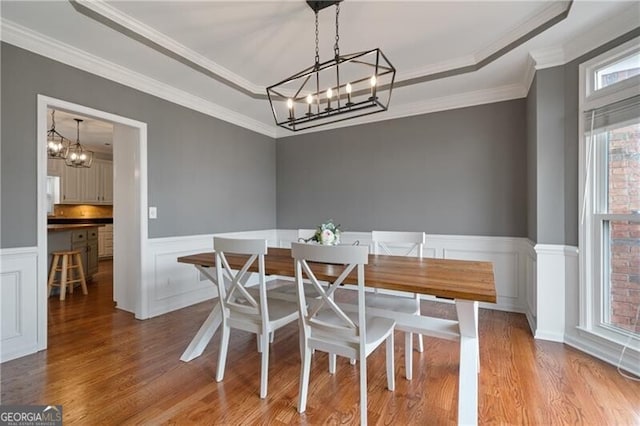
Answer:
xmin=307 ymin=220 xmax=341 ymax=245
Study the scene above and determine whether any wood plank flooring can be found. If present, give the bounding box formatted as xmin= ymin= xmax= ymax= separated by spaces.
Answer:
xmin=1 ymin=260 xmax=638 ymax=425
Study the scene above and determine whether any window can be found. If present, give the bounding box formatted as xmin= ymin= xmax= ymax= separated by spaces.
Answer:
xmin=592 ymin=120 xmax=640 ymax=337
xmin=580 ymin=36 xmax=640 ymax=349
xmin=594 ymin=51 xmax=640 ymax=91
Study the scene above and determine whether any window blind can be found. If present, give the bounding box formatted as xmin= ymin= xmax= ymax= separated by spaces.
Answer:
xmin=584 ymin=94 xmax=640 ymax=132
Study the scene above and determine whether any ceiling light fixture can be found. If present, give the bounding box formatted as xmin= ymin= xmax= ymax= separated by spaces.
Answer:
xmin=65 ymin=118 xmax=94 ymax=168
xmin=47 ymin=110 xmax=69 ymax=160
xmin=267 ymin=0 xmax=395 ymax=132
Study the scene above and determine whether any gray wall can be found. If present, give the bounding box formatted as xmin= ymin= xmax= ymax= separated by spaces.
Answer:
xmin=526 ymin=75 xmax=538 ymax=242
xmin=1 ymin=43 xmax=276 ymax=248
xmin=534 ymin=66 xmax=567 ymax=245
xmin=277 ymin=100 xmax=527 ymax=237
xmin=527 ymin=27 xmax=640 ymax=247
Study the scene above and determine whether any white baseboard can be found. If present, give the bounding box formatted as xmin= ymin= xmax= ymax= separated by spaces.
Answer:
xmin=565 ymin=330 xmax=640 ymax=377
xmin=0 ymin=247 xmax=39 ymax=363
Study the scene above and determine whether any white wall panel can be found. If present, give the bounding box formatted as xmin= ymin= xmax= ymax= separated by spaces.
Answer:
xmin=0 ymin=248 xmax=38 ymax=362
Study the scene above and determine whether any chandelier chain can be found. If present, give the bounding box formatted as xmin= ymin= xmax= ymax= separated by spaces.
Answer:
xmin=334 ymin=3 xmax=340 ymax=58
xmin=314 ymin=10 xmax=320 ymax=68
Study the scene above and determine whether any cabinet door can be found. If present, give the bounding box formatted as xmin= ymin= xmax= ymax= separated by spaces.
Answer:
xmin=100 ymin=161 xmax=113 ymax=204
xmin=71 ymin=241 xmax=88 ymax=277
xmin=98 ymin=229 xmax=106 ymax=257
xmin=87 ymin=240 xmax=99 ymax=277
xmin=62 ymin=166 xmax=83 ymax=203
xmin=83 ymin=164 xmax=101 ymax=204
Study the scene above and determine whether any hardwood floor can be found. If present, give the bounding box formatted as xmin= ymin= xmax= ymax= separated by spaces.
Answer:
xmin=1 ymin=259 xmax=638 ymax=425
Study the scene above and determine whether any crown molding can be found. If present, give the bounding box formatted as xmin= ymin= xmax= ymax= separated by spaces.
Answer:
xmin=562 ymin=2 xmax=640 ymax=64
xmin=522 ymin=54 xmax=537 ymax=95
xmin=395 ymin=55 xmax=476 ymax=82
xmin=529 ymin=46 xmax=566 ymax=70
xmin=72 ymin=0 xmax=263 ymax=97
xmin=474 ymin=1 xmax=571 ymax=62
xmin=276 ymin=83 xmax=526 ymax=138
xmin=0 ymin=18 xmax=277 ymax=138
xmin=521 ymin=2 xmax=639 ymax=97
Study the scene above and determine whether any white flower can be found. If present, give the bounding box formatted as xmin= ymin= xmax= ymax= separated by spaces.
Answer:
xmin=321 ymin=229 xmax=335 ymax=245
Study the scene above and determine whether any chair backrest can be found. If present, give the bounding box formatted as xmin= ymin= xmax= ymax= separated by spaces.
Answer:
xmin=297 ymin=229 xmax=317 ymax=242
xmin=371 ymin=230 xmax=425 ymax=258
xmin=291 ymin=242 xmax=369 ymax=344
xmin=213 ymin=237 xmax=269 ymax=326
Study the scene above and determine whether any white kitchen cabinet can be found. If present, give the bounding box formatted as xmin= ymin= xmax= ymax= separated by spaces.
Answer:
xmin=84 ymin=164 xmax=101 ymax=204
xmin=59 ymin=159 xmax=112 ymax=205
xmin=98 ymin=224 xmax=113 ymax=258
xmin=61 ymin=165 xmax=84 ymax=203
xmin=98 ymin=160 xmax=113 ymax=204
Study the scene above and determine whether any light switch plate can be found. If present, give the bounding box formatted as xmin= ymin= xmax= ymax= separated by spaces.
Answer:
xmin=149 ymin=206 xmax=157 ymax=219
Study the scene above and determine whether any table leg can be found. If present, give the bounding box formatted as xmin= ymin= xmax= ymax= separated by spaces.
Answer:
xmin=455 ymin=299 xmax=479 ymax=426
xmin=180 ymin=266 xmax=222 ymax=362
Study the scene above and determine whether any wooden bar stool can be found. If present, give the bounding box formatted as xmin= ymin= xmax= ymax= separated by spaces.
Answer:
xmin=48 ymin=250 xmax=88 ymax=300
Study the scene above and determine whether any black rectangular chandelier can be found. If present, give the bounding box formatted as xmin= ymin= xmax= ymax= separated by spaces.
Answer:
xmin=266 ymin=1 xmax=395 ymax=132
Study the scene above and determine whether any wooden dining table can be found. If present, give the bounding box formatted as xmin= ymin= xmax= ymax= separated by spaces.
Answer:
xmin=178 ymin=247 xmax=496 ymax=425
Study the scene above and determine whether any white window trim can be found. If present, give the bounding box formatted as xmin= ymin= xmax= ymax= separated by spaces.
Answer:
xmin=578 ymin=35 xmax=640 ymax=355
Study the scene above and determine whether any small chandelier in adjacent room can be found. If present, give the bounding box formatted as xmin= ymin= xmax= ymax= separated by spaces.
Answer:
xmin=65 ymin=118 xmax=94 ymax=168
xmin=267 ymin=0 xmax=396 ymax=132
xmin=47 ymin=110 xmax=69 ymax=159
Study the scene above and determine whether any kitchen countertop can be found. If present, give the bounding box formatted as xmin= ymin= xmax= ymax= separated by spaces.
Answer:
xmin=48 ymin=217 xmax=113 ymax=224
xmin=48 ymin=224 xmax=105 ymax=232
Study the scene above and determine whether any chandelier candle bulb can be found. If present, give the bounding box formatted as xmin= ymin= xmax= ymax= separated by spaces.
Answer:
xmin=306 ymin=94 xmax=313 ymax=116
xmin=287 ymin=98 xmax=294 ymax=120
xmin=326 ymin=87 xmax=333 ymax=111
xmin=370 ymin=75 xmax=377 ymax=100
xmin=346 ymin=83 xmax=353 ymax=105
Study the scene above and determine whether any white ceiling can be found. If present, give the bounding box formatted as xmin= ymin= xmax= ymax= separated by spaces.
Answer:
xmin=3 ymin=1 xmax=639 ymax=138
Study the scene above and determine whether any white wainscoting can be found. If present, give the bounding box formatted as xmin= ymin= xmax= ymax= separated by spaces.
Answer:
xmin=144 ymin=229 xmax=278 ymax=318
xmin=532 ymin=244 xmax=579 ymax=342
xmin=0 ymin=247 xmax=39 ymax=362
xmin=523 ymin=240 xmax=538 ymax=334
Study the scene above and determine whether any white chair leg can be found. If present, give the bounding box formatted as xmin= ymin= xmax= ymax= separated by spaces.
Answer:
xmin=257 ymin=334 xmax=262 ymax=353
xmin=216 ymin=323 xmax=230 ymax=382
xmin=269 ymin=331 xmax=275 ymax=343
xmin=329 ymin=353 xmax=337 ymax=374
xmin=260 ymin=333 xmax=269 ymax=399
xmin=359 ymin=350 xmax=368 ymax=426
xmin=405 ymin=332 xmax=413 ymax=380
xmin=298 ymin=346 xmax=312 ymax=413
xmin=386 ymin=332 xmax=395 ymax=391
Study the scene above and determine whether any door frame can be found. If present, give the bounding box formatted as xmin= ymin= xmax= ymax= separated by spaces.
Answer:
xmin=36 ymin=95 xmax=149 ymax=351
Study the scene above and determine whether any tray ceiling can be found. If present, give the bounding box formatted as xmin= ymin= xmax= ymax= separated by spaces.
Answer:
xmin=2 ymin=0 xmax=638 ymax=137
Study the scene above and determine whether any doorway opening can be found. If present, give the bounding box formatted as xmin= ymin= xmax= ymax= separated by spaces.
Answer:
xmin=37 ymin=95 xmax=148 ymax=352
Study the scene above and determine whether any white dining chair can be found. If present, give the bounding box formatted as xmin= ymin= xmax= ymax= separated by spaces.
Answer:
xmin=369 ymin=230 xmax=426 ymax=380
xmin=213 ymin=237 xmax=299 ymax=399
xmin=291 ymin=242 xmax=395 ymax=425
